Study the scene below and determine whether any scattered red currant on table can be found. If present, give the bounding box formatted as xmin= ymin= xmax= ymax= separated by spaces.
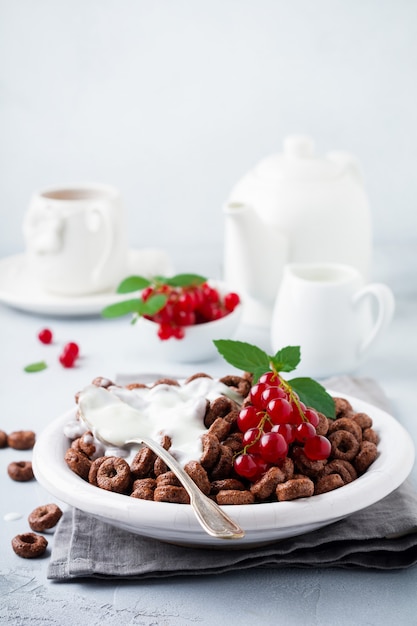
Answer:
xmin=38 ymin=328 xmax=53 ymax=344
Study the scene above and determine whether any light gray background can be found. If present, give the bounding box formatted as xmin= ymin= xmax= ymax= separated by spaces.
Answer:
xmin=1 ymin=0 xmax=416 ymax=259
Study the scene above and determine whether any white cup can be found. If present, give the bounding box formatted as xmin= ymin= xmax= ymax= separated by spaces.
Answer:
xmin=270 ymin=263 xmax=395 ymax=378
xmin=23 ymin=183 xmax=128 ymax=296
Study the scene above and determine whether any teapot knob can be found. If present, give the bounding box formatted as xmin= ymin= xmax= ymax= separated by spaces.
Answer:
xmin=283 ymin=135 xmax=314 ymax=159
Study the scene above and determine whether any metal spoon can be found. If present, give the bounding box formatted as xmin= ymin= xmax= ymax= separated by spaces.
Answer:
xmin=83 ymin=419 xmax=245 ymax=540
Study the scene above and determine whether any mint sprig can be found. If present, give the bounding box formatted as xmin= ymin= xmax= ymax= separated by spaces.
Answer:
xmin=213 ymin=339 xmax=335 ymax=418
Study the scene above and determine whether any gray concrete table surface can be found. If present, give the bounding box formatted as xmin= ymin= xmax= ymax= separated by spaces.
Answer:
xmin=1 ymin=242 xmax=416 ymax=626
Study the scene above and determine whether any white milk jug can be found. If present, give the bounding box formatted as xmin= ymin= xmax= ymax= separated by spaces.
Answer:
xmin=270 ymin=263 xmax=395 ymax=378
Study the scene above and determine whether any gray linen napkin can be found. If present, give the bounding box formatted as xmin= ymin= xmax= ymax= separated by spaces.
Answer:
xmin=47 ymin=376 xmax=417 ymax=579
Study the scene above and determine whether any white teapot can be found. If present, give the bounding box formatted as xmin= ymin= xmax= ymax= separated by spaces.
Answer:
xmin=223 ymin=135 xmax=372 ymax=327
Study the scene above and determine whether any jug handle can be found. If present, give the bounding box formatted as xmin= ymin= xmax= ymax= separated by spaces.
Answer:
xmin=354 ymin=284 xmax=395 ymax=357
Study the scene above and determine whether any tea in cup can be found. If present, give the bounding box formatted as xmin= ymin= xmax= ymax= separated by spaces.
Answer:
xmin=23 ymin=184 xmax=128 ymax=296
xmin=270 ymin=263 xmax=395 ymax=378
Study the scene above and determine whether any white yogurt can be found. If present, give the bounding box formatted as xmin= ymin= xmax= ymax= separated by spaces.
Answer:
xmin=77 ymin=378 xmax=240 ymax=465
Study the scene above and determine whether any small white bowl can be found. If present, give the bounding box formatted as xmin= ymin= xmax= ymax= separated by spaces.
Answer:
xmin=135 ymin=281 xmax=243 ymax=363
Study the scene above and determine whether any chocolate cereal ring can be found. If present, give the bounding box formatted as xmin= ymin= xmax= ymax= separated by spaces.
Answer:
xmin=216 ymin=489 xmax=255 ymax=505
xmin=315 ymin=412 xmax=329 ymax=436
xmin=363 ymin=427 xmax=379 ymax=445
xmin=276 ymin=477 xmax=314 ymax=501
xmin=200 ymin=432 xmax=221 ymax=469
xmin=315 ymin=473 xmax=345 ymax=495
xmin=71 ymin=431 xmax=96 ymax=458
xmin=333 ymin=397 xmax=354 ymax=418
xmin=154 ymin=485 xmax=190 ymax=504
xmin=28 ymin=504 xmax=63 ymax=531
xmin=88 ymin=456 xmax=108 ymax=486
xmin=184 ymin=372 xmax=212 ymax=384
xmin=7 ymin=461 xmax=34 ymax=482
xmin=7 ymin=430 xmax=36 ymax=450
xmin=65 ymin=447 xmax=92 ymax=480
xmin=204 ymin=396 xmax=235 ymax=427
xmin=351 ymin=412 xmax=373 ymax=430
xmin=184 ymin=460 xmax=211 ymax=495
xmin=208 ymin=417 xmax=232 ymax=441
xmin=328 ymin=417 xmax=362 ymax=442
xmin=354 ymin=441 xmax=378 ymax=474
xmin=219 ymin=375 xmax=252 ymax=398
xmin=319 ymin=459 xmax=357 ymax=484
xmin=210 ymin=478 xmax=246 ymax=494
xmin=250 ymin=466 xmax=286 ymax=500
xmin=328 ymin=430 xmax=360 ymax=461
xmin=131 ymin=478 xmax=156 ymax=500
xmin=130 ymin=446 xmax=157 ymax=478
xmin=156 ymin=471 xmax=181 ymax=487
xmin=209 ymin=444 xmax=234 ymax=481
xmin=96 ymin=457 xmax=131 ymax=493
xmin=0 ymin=429 xmax=7 ymax=448
xmin=12 ymin=533 xmax=48 ymax=559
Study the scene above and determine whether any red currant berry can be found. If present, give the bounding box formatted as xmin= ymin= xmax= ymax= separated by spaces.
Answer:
xmin=303 ymin=435 xmax=332 ymax=461
xmin=223 ymin=292 xmax=240 ymax=312
xmin=237 ymin=405 xmax=262 ymax=432
xmin=59 ymin=352 xmax=75 ymax=368
xmin=259 ymin=432 xmax=288 ymax=463
xmin=266 ymin=397 xmax=293 ymax=425
xmin=233 ymin=453 xmax=260 ymax=479
xmin=141 ymin=286 xmax=154 ymax=301
xmin=258 ymin=371 xmax=280 ymax=386
xmin=249 ymin=383 xmax=269 ymax=408
xmin=260 ymin=385 xmax=287 ymax=407
xmin=62 ymin=342 xmax=79 ymax=359
xmin=157 ymin=323 xmax=174 ymax=340
xmin=38 ymin=328 xmax=53 ymax=344
xmin=295 ymin=422 xmax=317 ymax=443
xmin=172 ymin=326 xmax=185 ymax=340
xmin=242 ymin=427 xmax=263 ymax=453
xmin=271 ymin=423 xmax=296 ymax=444
xmin=304 ymin=408 xmax=320 ymax=428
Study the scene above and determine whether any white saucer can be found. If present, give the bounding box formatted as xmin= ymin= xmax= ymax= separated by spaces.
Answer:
xmin=0 ymin=249 xmax=173 ymax=317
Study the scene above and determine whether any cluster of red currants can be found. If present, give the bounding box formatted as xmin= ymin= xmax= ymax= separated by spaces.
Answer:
xmin=141 ymin=282 xmax=240 ymax=340
xmin=233 ymin=371 xmax=331 ymax=481
xmin=38 ymin=328 xmax=80 ymax=368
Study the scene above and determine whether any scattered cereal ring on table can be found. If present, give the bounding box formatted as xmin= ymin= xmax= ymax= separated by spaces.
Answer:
xmin=11 ymin=533 xmax=48 ymax=559
xmin=7 ymin=461 xmax=34 ymax=482
xmin=28 ymin=503 xmax=63 ymax=531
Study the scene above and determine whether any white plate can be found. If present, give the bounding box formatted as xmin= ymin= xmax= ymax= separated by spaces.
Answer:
xmin=33 ymin=391 xmax=415 ymax=548
xmin=0 ymin=249 xmax=173 ymax=317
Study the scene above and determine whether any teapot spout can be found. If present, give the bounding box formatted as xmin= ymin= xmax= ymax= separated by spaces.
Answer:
xmin=223 ymin=202 xmax=288 ymax=324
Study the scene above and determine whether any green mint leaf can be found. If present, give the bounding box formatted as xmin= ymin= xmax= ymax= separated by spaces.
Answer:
xmin=213 ymin=340 xmax=270 ymax=375
xmin=164 ymin=273 xmax=207 ymax=287
xmin=270 ymin=346 xmax=301 ymax=373
xmin=288 ymin=377 xmax=336 ymax=418
xmin=139 ymin=294 xmax=167 ymax=315
xmin=24 ymin=361 xmax=47 ymax=373
xmin=116 ymin=276 xmax=151 ymax=294
xmin=101 ymin=299 xmax=143 ymax=318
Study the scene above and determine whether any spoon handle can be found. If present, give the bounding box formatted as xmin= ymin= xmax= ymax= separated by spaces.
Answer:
xmin=127 ymin=437 xmax=245 ymax=540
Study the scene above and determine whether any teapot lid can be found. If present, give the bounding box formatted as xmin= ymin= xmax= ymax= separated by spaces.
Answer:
xmin=254 ymin=135 xmax=345 ymax=182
